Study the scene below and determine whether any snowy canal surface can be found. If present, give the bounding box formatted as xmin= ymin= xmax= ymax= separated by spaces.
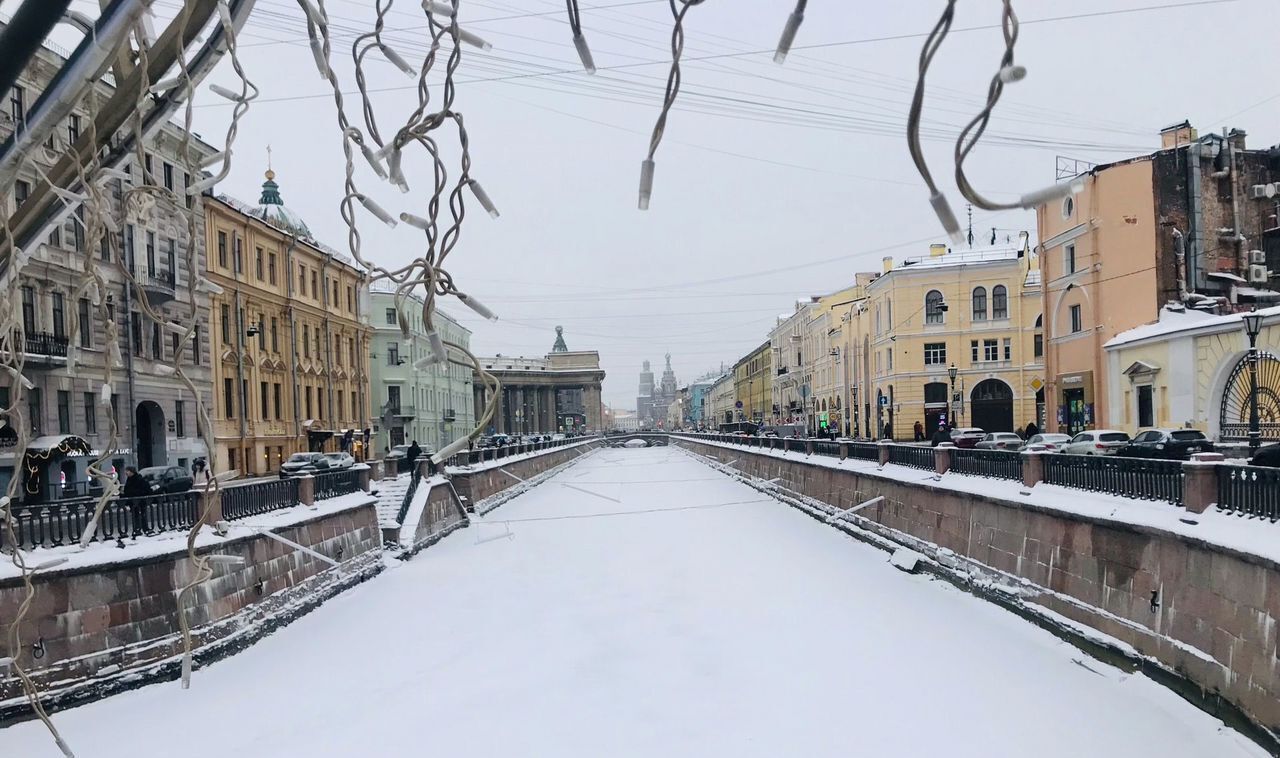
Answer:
xmin=2 ymin=446 xmax=1268 ymax=757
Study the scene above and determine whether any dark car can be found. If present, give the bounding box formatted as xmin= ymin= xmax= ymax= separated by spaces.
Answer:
xmin=279 ymin=452 xmax=332 ymax=478
xmin=1118 ymin=429 xmax=1215 ymax=460
xmin=138 ymin=465 xmax=194 ymax=494
xmin=1250 ymin=443 xmax=1280 ymax=468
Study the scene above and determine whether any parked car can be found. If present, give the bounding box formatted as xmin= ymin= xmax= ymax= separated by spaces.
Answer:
xmin=385 ymin=444 xmax=412 ymax=459
xmin=950 ymin=428 xmax=986 ymax=449
xmin=1021 ymin=433 xmax=1072 ymax=452
xmin=1117 ymin=429 xmax=1214 ymax=460
xmin=279 ymin=452 xmax=332 ymax=478
xmin=138 ymin=465 xmax=194 ymax=494
xmin=1060 ymin=430 xmax=1131 ymax=456
xmin=323 ymin=452 xmax=356 ymax=470
xmin=1251 ymin=443 xmax=1280 ymax=467
xmin=975 ymin=432 xmax=1023 ymax=451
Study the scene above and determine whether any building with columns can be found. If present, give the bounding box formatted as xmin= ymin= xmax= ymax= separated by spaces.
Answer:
xmin=474 ymin=328 xmax=605 ymax=434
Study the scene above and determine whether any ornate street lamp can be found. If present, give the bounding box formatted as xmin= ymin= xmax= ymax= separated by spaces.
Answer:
xmin=948 ymin=362 xmax=958 ymax=427
xmin=1242 ymin=307 xmax=1265 ymax=455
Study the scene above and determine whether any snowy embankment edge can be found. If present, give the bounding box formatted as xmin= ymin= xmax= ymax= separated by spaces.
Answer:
xmin=674 ymin=436 xmax=1280 ymax=572
xmin=393 ymin=476 xmax=469 ymax=558
xmin=471 ymin=445 xmax=600 ymax=517
xmin=674 ymin=443 xmax=1280 ymax=753
xmin=444 ymin=439 xmax=598 ymax=476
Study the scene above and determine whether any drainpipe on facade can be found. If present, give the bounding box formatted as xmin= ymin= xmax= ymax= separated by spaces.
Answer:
xmin=1225 ymin=129 xmax=1249 ymax=275
xmin=284 ymin=235 xmax=302 ymax=448
xmin=1188 ymin=141 xmax=1204 ymax=291
xmin=1172 ymin=228 xmax=1192 ymax=302
xmin=121 ymin=281 xmax=137 ymax=467
xmin=233 ymin=288 xmax=247 ymax=454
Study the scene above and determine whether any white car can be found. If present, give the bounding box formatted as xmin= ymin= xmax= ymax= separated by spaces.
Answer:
xmin=323 ymin=452 xmax=356 ymax=470
xmin=1060 ymin=430 xmax=1131 ymax=456
xmin=1022 ymin=433 xmax=1072 ymax=452
xmin=974 ymin=432 xmax=1023 ymax=450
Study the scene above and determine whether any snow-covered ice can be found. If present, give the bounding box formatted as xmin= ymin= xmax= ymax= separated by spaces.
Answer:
xmin=0 ymin=447 xmax=1268 ymax=757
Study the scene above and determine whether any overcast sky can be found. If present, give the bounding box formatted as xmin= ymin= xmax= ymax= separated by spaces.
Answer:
xmin=64 ymin=0 xmax=1280 ymax=407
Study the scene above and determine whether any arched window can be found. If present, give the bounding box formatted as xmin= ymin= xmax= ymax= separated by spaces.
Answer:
xmin=925 ymin=290 xmax=945 ymax=324
xmin=992 ymin=285 xmax=1008 ymax=319
xmin=1033 ymin=314 xmax=1044 ymax=359
xmin=972 ymin=286 xmax=988 ymax=321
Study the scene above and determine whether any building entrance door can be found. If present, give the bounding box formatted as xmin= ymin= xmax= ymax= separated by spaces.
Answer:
xmin=1063 ymin=388 xmax=1087 ymax=434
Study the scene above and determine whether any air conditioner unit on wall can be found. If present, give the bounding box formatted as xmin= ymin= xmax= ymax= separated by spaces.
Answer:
xmin=1250 ymin=249 xmax=1267 ymax=265
xmin=1249 ymin=264 xmax=1271 ymax=283
xmin=1249 ymin=183 xmax=1278 ymax=200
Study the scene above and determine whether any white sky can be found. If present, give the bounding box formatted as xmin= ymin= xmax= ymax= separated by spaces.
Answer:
xmin=64 ymin=0 xmax=1280 ymax=407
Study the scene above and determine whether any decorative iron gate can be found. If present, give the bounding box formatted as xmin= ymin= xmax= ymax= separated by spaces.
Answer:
xmin=1219 ymin=351 xmax=1280 ymax=441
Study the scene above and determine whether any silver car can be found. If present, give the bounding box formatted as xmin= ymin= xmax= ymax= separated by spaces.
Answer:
xmin=323 ymin=452 xmax=356 ymax=470
xmin=1060 ymin=430 xmax=1131 ymax=455
xmin=975 ymin=432 xmax=1023 ymax=450
xmin=1022 ymin=433 xmax=1072 ymax=452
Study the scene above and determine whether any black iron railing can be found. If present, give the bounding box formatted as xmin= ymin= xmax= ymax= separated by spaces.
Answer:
xmin=1043 ymin=454 xmax=1183 ymax=505
xmin=950 ymin=448 xmax=1022 ymax=481
xmin=1216 ymin=464 xmax=1280 ymax=520
xmin=24 ymin=331 xmax=69 ymax=358
xmin=221 ymin=478 xmax=299 ymax=520
xmin=1 ymin=492 xmax=199 ymax=550
xmin=444 ymin=437 xmax=582 ymax=467
xmin=315 ymin=469 xmax=361 ymax=500
xmin=812 ymin=440 xmax=841 ymax=457
xmin=847 ymin=442 xmax=880 ymax=461
xmin=888 ymin=445 xmax=934 ymax=470
xmin=395 ymin=470 xmax=423 ymax=525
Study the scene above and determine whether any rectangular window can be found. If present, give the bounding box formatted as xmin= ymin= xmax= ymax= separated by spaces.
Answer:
xmin=175 ymin=400 xmax=185 ymax=437
xmin=57 ymin=391 xmax=71 ymax=434
xmin=349 ymin=337 xmax=355 ymax=367
xmin=260 ymin=382 xmax=269 ymax=421
xmin=192 ymin=324 xmax=201 ymax=365
xmin=221 ymin=304 xmax=231 ymax=343
xmin=83 ymin=393 xmax=96 ymax=435
xmin=983 ymin=339 xmax=999 ymax=362
xmin=144 ymin=154 xmax=153 ymax=180
xmin=184 ymin=172 xmax=194 ymax=209
xmin=28 ymin=388 xmax=42 ymax=435
xmin=385 ymin=308 xmax=396 ymax=325
xmin=73 ymin=207 xmax=85 ymax=252
xmin=77 ymin=298 xmax=91 ymax=347
xmin=51 ymin=292 xmax=65 ymax=340
xmin=351 ymin=391 xmax=357 ymax=421
xmin=886 ymin=348 xmax=893 ymax=371
xmin=146 ymin=231 xmax=156 ymax=276
xmin=67 ymin=114 xmax=80 ymax=145
xmin=970 ymin=340 xmax=979 ymax=363
xmin=1002 ymin=337 xmax=1012 ymax=361
xmin=923 ymin=342 xmax=946 ymax=366
xmin=305 ymin=387 xmax=313 ymax=419
xmin=311 ymin=271 xmax=318 ymax=299
xmin=9 ymin=85 xmax=23 ymax=122
xmin=217 ymin=231 xmax=228 ymax=267
xmin=387 ymin=343 xmax=400 ymax=366
xmin=48 ymin=225 xmax=61 ymax=248
xmin=110 ymin=393 xmax=119 ymax=428
xmin=1065 ymin=243 xmax=1077 ymax=274
xmin=299 ymin=264 xmax=306 ymax=293
xmin=151 ymin=322 xmax=161 ymax=359
xmin=229 ymin=448 xmax=237 ymax=473
xmin=171 ymin=332 xmax=181 ymax=361
xmin=268 ymin=252 xmax=277 ymax=284
xmin=332 ymin=281 xmax=338 ymax=306
xmin=124 ymin=224 xmax=135 ymax=269
xmin=256 ymin=247 xmax=264 ymax=280
xmin=257 ymin=313 xmax=266 ymax=350
xmin=347 ymin=286 xmax=354 ymax=312
xmin=334 ymin=334 xmax=341 ymax=366
xmin=1034 ymin=332 xmax=1043 ymax=359
xmin=233 ymin=235 xmax=243 ymax=273
xmin=271 ymin=317 xmax=279 ymax=352
xmin=14 ymin=179 xmax=29 ymax=209
xmin=163 ymin=162 xmax=174 ymax=191
xmin=242 ymin=379 xmax=248 ymax=421
xmin=1137 ymin=384 xmax=1154 ymax=428
xmin=1070 ymin=304 xmax=1083 ymax=333
xmin=303 ymin=325 xmax=310 ymax=357
xmin=273 ymin=383 xmax=282 ymax=420
xmin=20 ymin=286 xmax=35 ymax=334
xmin=131 ymin=312 xmax=143 ymax=354
xmin=166 ymin=238 xmax=176 ymax=281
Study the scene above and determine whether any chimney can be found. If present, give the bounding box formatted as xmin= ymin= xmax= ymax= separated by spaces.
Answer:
xmin=1228 ymin=128 xmax=1247 ymax=151
xmin=882 ymin=256 xmax=894 ymax=273
xmin=929 ymin=243 xmax=947 ymax=257
xmin=1160 ymin=120 xmax=1197 ymax=149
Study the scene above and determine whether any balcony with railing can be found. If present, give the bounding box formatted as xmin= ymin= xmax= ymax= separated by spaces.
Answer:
xmin=140 ymin=269 xmax=178 ymax=306
xmin=9 ymin=330 xmax=70 ymax=367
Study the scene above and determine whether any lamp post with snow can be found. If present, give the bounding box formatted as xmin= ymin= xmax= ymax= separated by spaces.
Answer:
xmin=1242 ymin=307 xmax=1264 ymax=455
xmin=948 ymin=362 xmax=959 ymax=428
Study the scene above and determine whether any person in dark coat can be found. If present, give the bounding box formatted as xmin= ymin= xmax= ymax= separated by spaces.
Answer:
xmin=406 ymin=440 xmax=422 ymax=465
xmin=121 ymin=466 xmax=152 ymax=535
xmin=931 ymin=424 xmax=953 ymax=447
xmin=1024 ymin=421 xmax=1040 ymax=439
xmin=913 ymin=420 xmax=924 ymax=442
xmin=883 ymin=421 xmax=893 ymax=441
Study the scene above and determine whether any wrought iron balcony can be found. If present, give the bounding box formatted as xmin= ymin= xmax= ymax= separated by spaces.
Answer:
xmin=14 ymin=331 xmax=70 ymax=366
xmin=382 ymin=403 xmax=416 ymax=419
xmin=140 ymin=270 xmax=178 ymax=306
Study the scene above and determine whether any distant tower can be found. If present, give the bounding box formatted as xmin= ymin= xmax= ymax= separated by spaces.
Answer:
xmin=551 ymin=325 xmax=568 ymax=352
xmin=637 ymin=360 xmax=655 ymax=425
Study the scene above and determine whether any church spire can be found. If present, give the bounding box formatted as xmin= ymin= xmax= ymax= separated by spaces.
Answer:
xmin=259 ymin=145 xmax=283 ymax=205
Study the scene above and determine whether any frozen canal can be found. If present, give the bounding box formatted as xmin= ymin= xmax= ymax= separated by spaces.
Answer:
xmin=1 ymin=446 xmax=1267 ymax=757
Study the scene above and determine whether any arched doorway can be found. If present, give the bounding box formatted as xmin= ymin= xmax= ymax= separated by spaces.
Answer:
xmin=970 ymin=379 xmax=1014 ymax=432
xmin=135 ymin=401 xmax=167 ymax=468
xmin=1218 ymin=351 xmax=1280 ymax=442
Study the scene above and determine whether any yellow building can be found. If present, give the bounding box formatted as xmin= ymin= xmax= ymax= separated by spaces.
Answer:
xmin=205 ymin=171 xmax=373 ymax=475
xmin=708 ymin=373 xmax=736 ymax=427
xmin=732 ymin=341 xmax=772 ymax=424
xmin=844 ymin=239 xmax=1044 ymax=440
xmin=800 ymin=282 xmax=868 ymax=436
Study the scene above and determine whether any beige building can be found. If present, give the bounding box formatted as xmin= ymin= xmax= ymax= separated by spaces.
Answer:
xmin=205 ymin=171 xmax=373 ymax=475
xmin=1103 ymin=305 xmax=1280 ymax=444
xmin=802 ymin=284 xmax=866 ymax=436
xmin=707 ymin=372 xmax=736 ymax=427
xmin=844 ymin=240 xmax=1043 ymax=440
xmin=770 ymin=301 xmax=816 ymax=426
xmin=732 ymin=341 xmax=772 ymax=424
xmin=1036 ymin=121 xmax=1280 ymax=435
xmin=475 ymin=331 xmax=605 ymax=434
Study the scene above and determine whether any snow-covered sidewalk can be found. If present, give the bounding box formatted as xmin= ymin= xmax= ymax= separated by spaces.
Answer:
xmin=0 ymin=448 xmax=1265 ymax=757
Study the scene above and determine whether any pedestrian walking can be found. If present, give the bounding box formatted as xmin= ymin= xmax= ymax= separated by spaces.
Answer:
xmin=883 ymin=421 xmax=893 ymax=440
xmin=931 ymin=424 xmax=952 ymax=447
xmin=913 ymin=420 xmax=924 ymax=442
xmin=1024 ymin=421 xmax=1039 ymax=439
xmin=121 ymin=466 xmax=152 ymax=535
xmin=407 ymin=440 xmax=422 ymax=465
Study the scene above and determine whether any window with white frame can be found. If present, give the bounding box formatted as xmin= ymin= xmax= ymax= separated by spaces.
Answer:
xmin=972 ymin=287 xmax=987 ymax=321
xmin=992 ymin=285 xmax=1008 ymax=319
xmin=983 ymin=339 xmax=999 ymax=362
xmin=923 ymin=342 xmax=946 ymax=366
xmin=1002 ymin=337 xmax=1011 ymax=360
xmin=925 ymin=290 xmax=945 ymax=324
xmin=1070 ymin=304 xmax=1083 ymax=333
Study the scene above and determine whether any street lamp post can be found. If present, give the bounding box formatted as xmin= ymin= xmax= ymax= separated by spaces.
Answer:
xmin=948 ymin=363 xmax=958 ymax=428
xmin=1242 ymin=307 xmax=1265 ymax=455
